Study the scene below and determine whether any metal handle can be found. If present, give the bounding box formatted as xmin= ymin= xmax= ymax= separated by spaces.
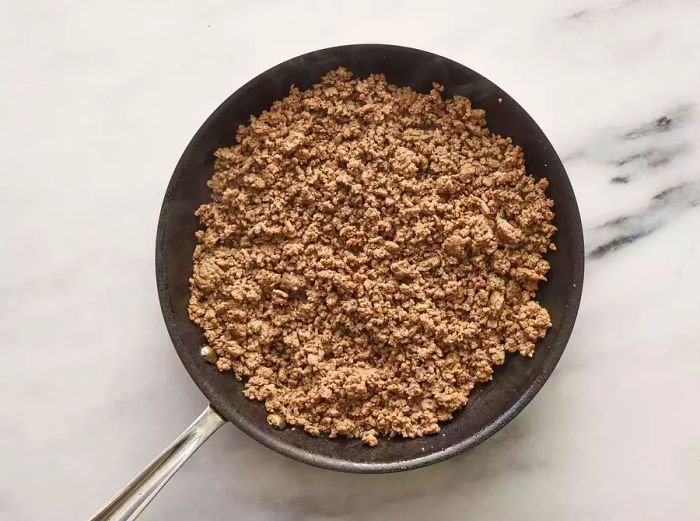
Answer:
xmin=88 ymin=405 xmax=226 ymax=521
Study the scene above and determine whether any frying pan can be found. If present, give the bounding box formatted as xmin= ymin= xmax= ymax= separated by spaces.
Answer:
xmin=88 ymin=44 xmax=584 ymax=521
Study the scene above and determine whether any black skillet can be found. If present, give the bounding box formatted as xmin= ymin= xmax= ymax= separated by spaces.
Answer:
xmin=88 ymin=44 xmax=584 ymax=521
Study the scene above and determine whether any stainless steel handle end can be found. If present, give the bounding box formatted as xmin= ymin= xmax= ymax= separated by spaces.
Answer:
xmin=88 ymin=405 xmax=226 ymax=521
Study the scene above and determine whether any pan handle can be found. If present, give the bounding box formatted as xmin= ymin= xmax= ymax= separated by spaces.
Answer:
xmin=87 ymin=405 xmax=226 ymax=521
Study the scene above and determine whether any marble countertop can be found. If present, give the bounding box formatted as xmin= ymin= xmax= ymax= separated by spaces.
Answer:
xmin=2 ymin=0 xmax=699 ymax=519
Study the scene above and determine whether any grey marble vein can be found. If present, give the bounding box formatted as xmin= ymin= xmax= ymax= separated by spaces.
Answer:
xmin=623 ymin=105 xmax=692 ymax=139
xmin=589 ymin=181 xmax=700 ymax=257
xmin=565 ymin=0 xmax=662 ymax=22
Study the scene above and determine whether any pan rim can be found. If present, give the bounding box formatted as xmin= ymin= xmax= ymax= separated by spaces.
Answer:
xmin=156 ymin=43 xmax=585 ymax=473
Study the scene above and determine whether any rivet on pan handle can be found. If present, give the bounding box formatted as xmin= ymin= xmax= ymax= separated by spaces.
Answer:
xmin=87 ymin=406 xmax=226 ymax=521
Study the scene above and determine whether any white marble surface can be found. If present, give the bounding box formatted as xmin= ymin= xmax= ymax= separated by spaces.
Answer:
xmin=2 ymin=0 xmax=699 ymax=519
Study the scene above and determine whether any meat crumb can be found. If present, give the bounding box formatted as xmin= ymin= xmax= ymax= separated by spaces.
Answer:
xmin=189 ymin=68 xmax=556 ymax=445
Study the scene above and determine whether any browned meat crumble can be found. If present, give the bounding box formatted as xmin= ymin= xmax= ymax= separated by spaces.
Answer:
xmin=189 ymin=68 xmax=556 ymax=446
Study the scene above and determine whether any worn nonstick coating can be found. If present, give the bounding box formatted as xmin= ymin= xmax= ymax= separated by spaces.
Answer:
xmin=156 ymin=44 xmax=584 ymax=473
